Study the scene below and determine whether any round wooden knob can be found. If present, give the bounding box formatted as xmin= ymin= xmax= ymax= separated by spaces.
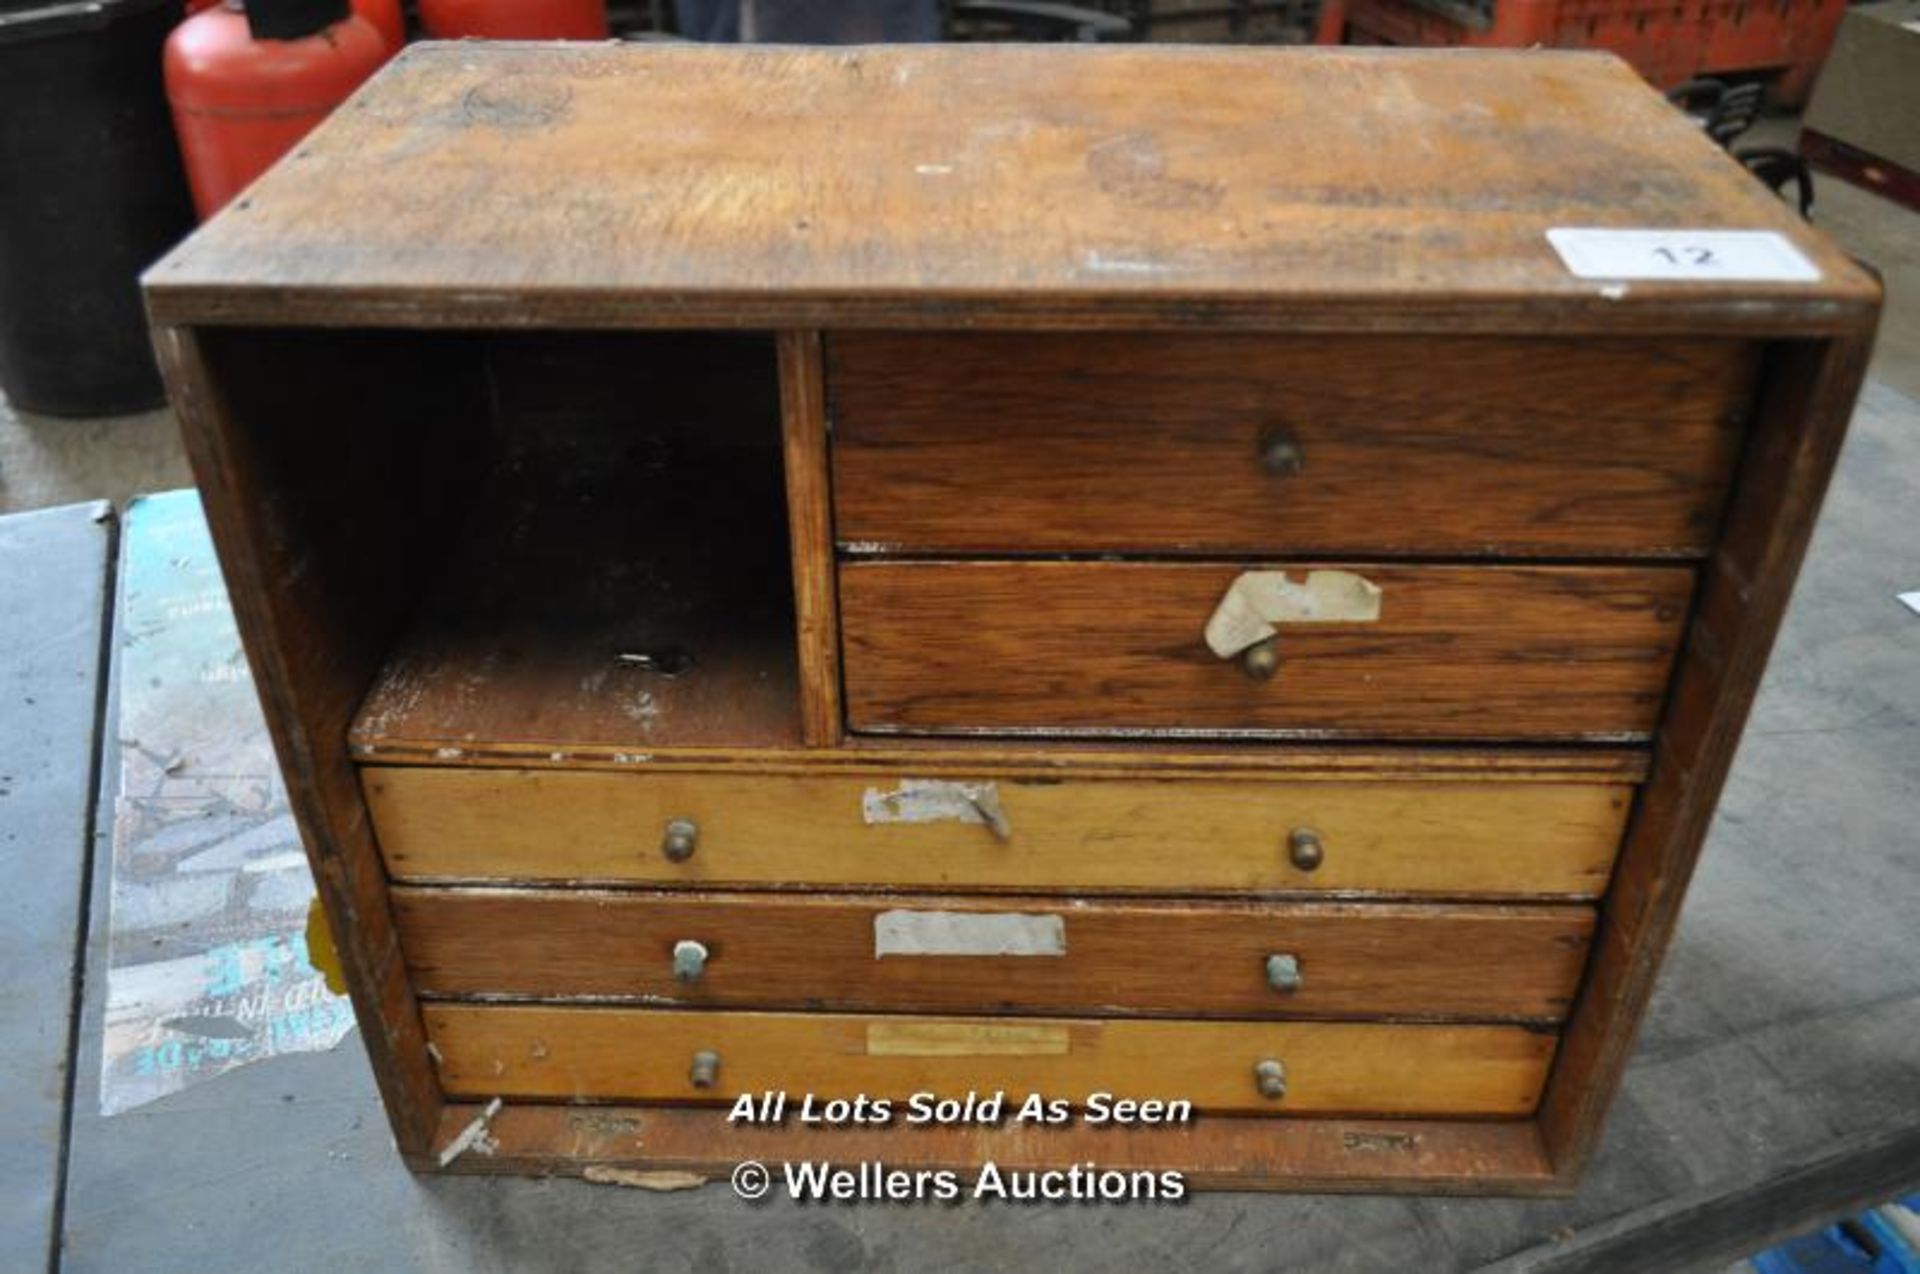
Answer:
xmin=673 ymin=939 xmax=709 ymax=983
xmin=661 ymin=818 xmax=698 ymax=862
xmin=1240 ymin=638 xmax=1281 ymax=681
xmin=1258 ymin=427 xmax=1304 ymax=476
xmin=1266 ymin=952 xmax=1303 ymax=993
xmin=1288 ymin=827 xmax=1324 ymax=872
xmin=1254 ymin=1058 xmax=1288 ymax=1100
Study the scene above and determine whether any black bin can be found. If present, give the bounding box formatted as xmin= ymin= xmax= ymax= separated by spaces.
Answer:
xmin=0 ymin=0 xmax=194 ymax=417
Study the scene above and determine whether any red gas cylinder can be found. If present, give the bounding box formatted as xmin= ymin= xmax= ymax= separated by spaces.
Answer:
xmin=165 ymin=0 xmax=389 ymax=219
xmin=418 ymin=0 xmax=608 ymax=39
xmin=349 ymin=0 xmax=405 ymax=49
xmin=186 ymin=0 xmax=402 ymax=46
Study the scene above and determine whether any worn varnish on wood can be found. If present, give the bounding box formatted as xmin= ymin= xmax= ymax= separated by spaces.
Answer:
xmin=830 ymin=334 xmax=1757 ymax=558
xmin=147 ymin=45 xmax=1876 ymax=331
xmin=841 ymin=561 xmax=1694 ymax=740
xmin=364 ymin=765 xmax=1633 ymax=897
xmin=424 ymin=1005 xmax=1559 ymax=1117
xmin=146 ymin=42 xmax=1878 ymax=1192
xmin=394 ymin=889 xmax=1595 ymax=1020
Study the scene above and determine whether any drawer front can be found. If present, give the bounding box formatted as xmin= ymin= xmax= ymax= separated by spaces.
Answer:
xmin=365 ymin=766 xmax=1631 ymax=897
xmin=424 ymin=1005 xmax=1557 ymax=1116
xmin=395 ymin=889 xmax=1595 ymax=1021
xmin=841 ymin=561 xmax=1691 ymax=740
xmin=828 ymin=333 xmax=1755 ymax=557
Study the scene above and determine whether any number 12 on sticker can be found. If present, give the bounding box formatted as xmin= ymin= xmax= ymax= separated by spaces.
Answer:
xmin=1547 ymin=228 xmax=1820 ymax=282
xmin=1653 ymin=245 xmax=1715 ymax=267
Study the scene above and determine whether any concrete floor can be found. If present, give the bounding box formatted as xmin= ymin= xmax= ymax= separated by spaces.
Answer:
xmin=0 ymin=118 xmax=1915 ymax=514
xmin=0 ymin=403 xmax=188 ymax=514
xmin=1813 ymin=177 xmax=1920 ymax=399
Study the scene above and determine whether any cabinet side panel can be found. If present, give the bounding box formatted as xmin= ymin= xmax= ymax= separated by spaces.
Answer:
xmin=1539 ymin=330 xmax=1878 ymax=1178
xmin=151 ymin=324 xmax=490 ymax=1156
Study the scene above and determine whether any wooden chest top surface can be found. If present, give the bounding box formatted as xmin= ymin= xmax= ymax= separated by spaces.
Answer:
xmin=147 ymin=43 xmax=1876 ymax=332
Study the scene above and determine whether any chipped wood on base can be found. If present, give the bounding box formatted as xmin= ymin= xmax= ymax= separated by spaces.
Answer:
xmin=424 ymin=1103 xmax=1566 ymax=1195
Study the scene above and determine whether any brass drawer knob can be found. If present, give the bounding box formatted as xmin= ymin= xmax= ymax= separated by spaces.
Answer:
xmin=661 ymin=818 xmax=699 ymax=862
xmin=1258 ymin=427 xmax=1304 ymax=476
xmin=1287 ymin=827 xmax=1324 ymax=872
xmin=1266 ymin=953 xmax=1303 ymax=994
xmin=1240 ymin=637 xmax=1281 ymax=681
xmin=689 ymin=1049 xmax=721 ymax=1089
xmin=1254 ymin=1058 xmax=1288 ymax=1101
xmin=673 ymin=939 xmax=709 ymax=982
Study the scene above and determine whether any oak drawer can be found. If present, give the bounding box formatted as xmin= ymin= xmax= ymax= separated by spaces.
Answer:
xmin=841 ymin=561 xmax=1691 ymax=740
xmin=395 ymin=889 xmax=1595 ymax=1021
xmin=364 ymin=766 xmax=1632 ymax=898
xmin=424 ymin=1005 xmax=1558 ymax=1116
xmin=828 ymin=333 xmax=1755 ymax=558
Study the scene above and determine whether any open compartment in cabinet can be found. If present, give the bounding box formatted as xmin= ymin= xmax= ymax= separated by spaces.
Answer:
xmin=182 ymin=325 xmax=803 ymax=764
xmin=348 ymin=330 xmax=801 ymax=758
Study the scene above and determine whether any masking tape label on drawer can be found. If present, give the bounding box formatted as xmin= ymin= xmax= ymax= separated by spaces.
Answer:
xmin=863 ymin=779 xmax=1007 ymax=830
xmin=1204 ymin=569 xmax=1383 ymax=658
xmin=874 ymin=910 xmax=1066 ymax=958
xmin=866 ymin=1021 xmax=1071 ymax=1057
xmin=1546 ymin=228 xmax=1820 ymax=282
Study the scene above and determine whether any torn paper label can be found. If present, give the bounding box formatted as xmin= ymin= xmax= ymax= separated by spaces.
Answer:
xmin=1204 ymin=580 xmax=1278 ymax=659
xmin=863 ymin=779 xmax=1009 ymax=838
xmin=1203 ymin=569 xmax=1383 ymax=658
xmin=874 ymin=910 xmax=1066 ymax=957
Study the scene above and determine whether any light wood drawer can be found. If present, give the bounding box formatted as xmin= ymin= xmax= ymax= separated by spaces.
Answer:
xmin=424 ymin=1005 xmax=1558 ymax=1116
xmin=828 ymin=333 xmax=1755 ymax=558
xmin=364 ymin=766 xmax=1632 ymax=898
xmin=841 ymin=561 xmax=1691 ymax=740
xmin=395 ymin=889 xmax=1595 ymax=1021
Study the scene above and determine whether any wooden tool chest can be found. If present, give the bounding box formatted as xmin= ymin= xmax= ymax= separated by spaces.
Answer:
xmin=145 ymin=42 xmax=1880 ymax=1192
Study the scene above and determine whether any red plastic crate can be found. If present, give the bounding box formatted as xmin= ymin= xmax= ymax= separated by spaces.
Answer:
xmin=1316 ymin=0 xmax=1847 ymax=106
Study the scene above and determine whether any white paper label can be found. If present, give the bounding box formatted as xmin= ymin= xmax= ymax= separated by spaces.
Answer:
xmin=862 ymin=779 xmax=1008 ymax=838
xmin=1897 ymin=591 xmax=1920 ymax=618
xmin=873 ymin=910 xmax=1066 ymax=958
xmin=1547 ymin=228 xmax=1819 ymax=282
xmin=1203 ymin=569 xmax=1384 ymax=659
